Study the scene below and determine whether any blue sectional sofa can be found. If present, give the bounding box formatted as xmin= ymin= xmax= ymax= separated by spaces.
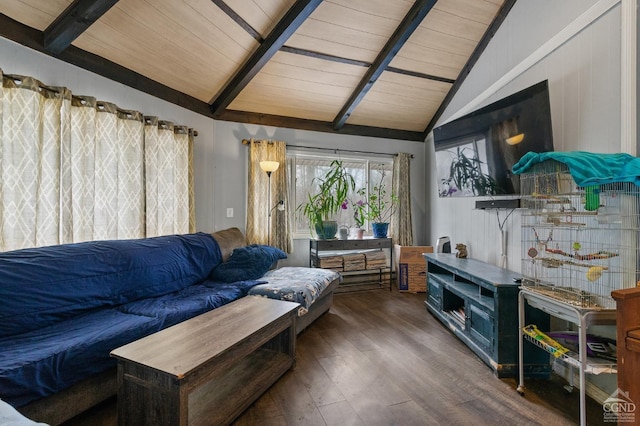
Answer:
xmin=0 ymin=229 xmax=339 ymax=425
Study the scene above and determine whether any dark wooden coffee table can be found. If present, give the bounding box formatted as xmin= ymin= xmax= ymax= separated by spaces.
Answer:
xmin=110 ymin=296 xmax=299 ymax=426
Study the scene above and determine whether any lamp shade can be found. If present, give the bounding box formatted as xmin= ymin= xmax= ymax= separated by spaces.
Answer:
xmin=260 ymin=161 xmax=280 ymax=173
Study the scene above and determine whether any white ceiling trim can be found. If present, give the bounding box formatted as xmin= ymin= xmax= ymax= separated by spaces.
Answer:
xmin=620 ymin=0 xmax=637 ymax=155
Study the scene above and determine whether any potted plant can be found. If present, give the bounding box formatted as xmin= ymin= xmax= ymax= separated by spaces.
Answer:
xmin=297 ymin=160 xmax=356 ymax=239
xmin=353 ymin=172 xmax=398 ymax=238
xmin=351 ymin=199 xmax=367 ymax=239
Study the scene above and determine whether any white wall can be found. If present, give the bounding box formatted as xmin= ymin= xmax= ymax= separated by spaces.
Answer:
xmin=426 ymin=0 xmax=625 ymax=271
xmin=0 ymin=36 xmax=428 ymax=267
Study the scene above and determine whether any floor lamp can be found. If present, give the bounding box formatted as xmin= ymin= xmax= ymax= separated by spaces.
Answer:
xmin=260 ymin=160 xmax=280 ymax=245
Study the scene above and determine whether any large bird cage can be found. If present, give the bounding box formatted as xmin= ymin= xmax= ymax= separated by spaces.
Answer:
xmin=519 ymin=160 xmax=640 ymax=309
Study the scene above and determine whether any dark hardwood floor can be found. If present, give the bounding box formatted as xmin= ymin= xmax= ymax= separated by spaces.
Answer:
xmin=63 ymin=288 xmax=607 ymax=425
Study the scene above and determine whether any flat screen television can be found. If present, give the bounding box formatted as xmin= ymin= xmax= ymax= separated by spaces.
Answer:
xmin=434 ymin=80 xmax=554 ymax=197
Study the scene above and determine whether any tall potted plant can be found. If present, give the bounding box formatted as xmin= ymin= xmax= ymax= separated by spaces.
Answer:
xmin=297 ymin=160 xmax=356 ymax=239
xmin=354 ymin=172 xmax=398 ymax=238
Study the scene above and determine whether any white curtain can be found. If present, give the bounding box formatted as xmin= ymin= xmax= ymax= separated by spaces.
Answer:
xmin=0 ymin=69 xmax=195 ymax=252
xmin=0 ymin=73 xmax=66 ymax=250
xmin=145 ymin=118 xmax=191 ymax=237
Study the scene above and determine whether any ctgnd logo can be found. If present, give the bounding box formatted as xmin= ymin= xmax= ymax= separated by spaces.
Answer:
xmin=603 ymin=388 xmax=636 ymax=423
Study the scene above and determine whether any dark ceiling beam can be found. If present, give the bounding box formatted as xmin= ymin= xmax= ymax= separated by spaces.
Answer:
xmin=210 ymin=0 xmax=262 ymax=42
xmin=217 ymin=110 xmax=425 ymax=141
xmin=422 ymin=0 xmax=517 ymax=138
xmin=43 ymin=0 xmax=119 ymax=54
xmin=386 ymin=66 xmax=454 ymax=84
xmin=279 ymin=45 xmax=370 ymax=67
xmin=209 ymin=0 xmax=323 ymax=115
xmin=332 ymin=0 xmax=437 ymax=131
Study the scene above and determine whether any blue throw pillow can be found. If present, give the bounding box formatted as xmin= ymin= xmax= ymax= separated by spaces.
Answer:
xmin=209 ymin=244 xmax=287 ymax=283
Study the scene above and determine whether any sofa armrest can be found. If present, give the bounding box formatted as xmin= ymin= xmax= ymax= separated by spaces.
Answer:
xmin=211 ymin=227 xmax=247 ymax=262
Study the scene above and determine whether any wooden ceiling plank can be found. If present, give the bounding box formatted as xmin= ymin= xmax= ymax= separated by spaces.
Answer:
xmin=224 ymin=0 xmax=295 ymax=37
xmin=209 ymin=0 xmax=323 ymax=115
xmin=44 ymin=0 xmax=119 ymax=54
xmin=0 ymin=12 xmax=423 ymax=141
xmin=332 ymin=0 xmax=437 ymax=130
xmin=1 ymin=0 xmax=71 ymax=31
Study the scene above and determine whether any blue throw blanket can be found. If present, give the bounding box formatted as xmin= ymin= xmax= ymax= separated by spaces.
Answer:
xmin=512 ymin=151 xmax=640 ymax=186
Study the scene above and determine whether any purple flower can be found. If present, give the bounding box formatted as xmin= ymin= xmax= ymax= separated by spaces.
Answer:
xmin=341 ymin=200 xmax=348 ymax=209
xmin=357 ymin=200 xmax=365 ymax=206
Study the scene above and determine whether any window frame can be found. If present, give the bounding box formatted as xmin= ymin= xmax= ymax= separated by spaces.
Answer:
xmin=288 ymin=150 xmax=393 ymax=239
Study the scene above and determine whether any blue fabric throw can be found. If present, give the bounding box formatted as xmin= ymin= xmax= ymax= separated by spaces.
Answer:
xmin=512 ymin=151 xmax=640 ymax=186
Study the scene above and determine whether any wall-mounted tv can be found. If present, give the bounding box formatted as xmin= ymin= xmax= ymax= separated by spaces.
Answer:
xmin=434 ymin=80 xmax=554 ymax=197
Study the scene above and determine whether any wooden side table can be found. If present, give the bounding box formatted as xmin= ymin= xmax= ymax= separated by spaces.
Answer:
xmin=309 ymin=237 xmax=393 ymax=290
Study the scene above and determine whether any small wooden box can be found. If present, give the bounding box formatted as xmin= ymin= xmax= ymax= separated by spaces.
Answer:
xmin=365 ymin=251 xmax=387 ymax=269
xmin=318 ymin=255 xmax=343 ymax=271
xmin=343 ymin=253 xmax=365 ymax=271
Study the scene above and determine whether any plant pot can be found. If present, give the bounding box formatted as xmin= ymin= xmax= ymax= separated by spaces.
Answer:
xmin=315 ymin=220 xmax=338 ymax=239
xmin=355 ymin=228 xmax=364 ymax=239
xmin=372 ymin=222 xmax=389 ymax=238
xmin=338 ymin=226 xmax=349 ymax=240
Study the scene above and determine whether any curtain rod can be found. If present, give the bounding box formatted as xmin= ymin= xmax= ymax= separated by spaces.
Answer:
xmin=241 ymin=139 xmax=413 ymax=158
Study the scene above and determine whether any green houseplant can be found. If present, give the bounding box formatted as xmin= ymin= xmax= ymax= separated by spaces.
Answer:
xmin=297 ymin=160 xmax=356 ymax=239
xmin=353 ymin=172 xmax=398 ymax=238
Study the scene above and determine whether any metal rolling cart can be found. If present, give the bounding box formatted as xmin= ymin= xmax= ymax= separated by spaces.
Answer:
xmin=516 ymin=159 xmax=640 ymax=426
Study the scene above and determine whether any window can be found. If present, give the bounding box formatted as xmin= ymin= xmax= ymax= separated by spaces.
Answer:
xmin=288 ymin=152 xmax=393 ymax=236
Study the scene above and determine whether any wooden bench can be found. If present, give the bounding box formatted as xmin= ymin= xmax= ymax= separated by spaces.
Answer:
xmin=110 ymin=296 xmax=299 ymax=426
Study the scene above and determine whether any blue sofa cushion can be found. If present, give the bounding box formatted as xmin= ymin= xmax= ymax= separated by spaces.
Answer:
xmin=0 ymin=233 xmax=222 ymax=339
xmin=117 ymin=279 xmax=262 ymax=329
xmin=209 ymin=245 xmax=287 ymax=283
xmin=0 ymin=309 xmax=162 ymax=408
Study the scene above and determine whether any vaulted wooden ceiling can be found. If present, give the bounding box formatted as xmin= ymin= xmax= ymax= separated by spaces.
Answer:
xmin=0 ymin=0 xmax=513 ymax=141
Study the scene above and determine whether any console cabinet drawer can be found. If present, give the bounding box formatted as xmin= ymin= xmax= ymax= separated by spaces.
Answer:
xmin=469 ymin=303 xmax=493 ymax=350
xmin=427 ymin=277 xmax=442 ymax=310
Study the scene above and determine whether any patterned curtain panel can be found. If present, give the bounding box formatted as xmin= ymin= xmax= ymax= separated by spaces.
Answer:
xmin=144 ymin=117 xmax=160 ymax=236
xmin=0 ymin=69 xmax=195 ymax=251
xmin=144 ymin=119 xmax=191 ymax=237
xmin=246 ymin=139 xmax=291 ymax=252
xmin=390 ymin=152 xmax=413 ymax=246
xmin=66 ymin=96 xmax=97 ymax=243
xmin=115 ymin=108 xmax=145 ymax=240
xmin=173 ymin=125 xmax=190 ymax=235
xmin=0 ymin=73 xmax=69 ymax=251
xmin=271 ymin=141 xmax=292 ymax=253
xmin=188 ymin=129 xmax=196 ymax=233
xmin=94 ymin=102 xmax=120 ymax=240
